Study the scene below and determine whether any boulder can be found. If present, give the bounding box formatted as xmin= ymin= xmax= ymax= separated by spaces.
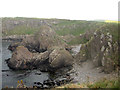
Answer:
xmin=7 ymin=46 xmax=50 ymax=70
xmin=49 ymin=46 xmax=73 ymax=69
xmin=8 ymin=46 xmax=33 ymax=70
xmin=21 ymin=35 xmax=39 ymax=52
xmin=7 ymin=45 xmax=73 ymax=71
xmin=34 ymin=25 xmax=66 ymax=52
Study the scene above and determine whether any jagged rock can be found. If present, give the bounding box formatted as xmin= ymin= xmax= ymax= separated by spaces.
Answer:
xmin=102 ymin=42 xmax=118 ymax=73
xmin=75 ymin=25 xmax=118 ymax=73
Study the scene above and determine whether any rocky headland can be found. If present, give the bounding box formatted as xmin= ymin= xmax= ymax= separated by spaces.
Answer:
xmin=2 ymin=18 xmax=119 ymax=88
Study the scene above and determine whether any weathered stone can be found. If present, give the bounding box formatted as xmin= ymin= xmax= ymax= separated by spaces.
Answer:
xmin=101 ymin=46 xmax=105 ymax=52
xmin=32 ymin=51 xmax=50 ymax=66
xmin=34 ymin=25 xmax=66 ymax=52
xmin=7 ymin=25 xmax=73 ymax=71
xmin=8 ymin=46 xmax=33 ymax=70
xmin=75 ymin=27 xmax=118 ymax=73
xmin=49 ymin=47 xmax=73 ymax=69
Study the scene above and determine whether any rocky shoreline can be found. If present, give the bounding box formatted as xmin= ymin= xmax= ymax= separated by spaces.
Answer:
xmin=2 ymin=26 xmax=79 ymax=88
xmin=5 ymin=25 xmax=74 ymax=73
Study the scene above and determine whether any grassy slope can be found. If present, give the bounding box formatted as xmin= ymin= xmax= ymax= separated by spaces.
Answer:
xmin=4 ymin=25 xmax=41 ymax=35
xmin=57 ymin=78 xmax=120 ymax=88
xmin=54 ymin=20 xmax=104 ymax=36
xmin=2 ymin=18 xmax=104 ymax=36
xmin=2 ymin=18 xmax=118 ymax=45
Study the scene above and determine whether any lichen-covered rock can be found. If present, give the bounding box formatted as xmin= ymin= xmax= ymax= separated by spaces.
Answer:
xmin=102 ymin=42 xmax=118 ymax=73
xmin=75 ymin=24 xmax=118 ymax=73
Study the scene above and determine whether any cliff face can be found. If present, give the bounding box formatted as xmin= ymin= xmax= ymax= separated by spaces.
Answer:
xmin=75 ymin=24 xmax=119 ymax=73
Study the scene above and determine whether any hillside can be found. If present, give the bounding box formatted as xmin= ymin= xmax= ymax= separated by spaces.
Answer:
xmin=2 ymin=17 xmax=107 ymax=45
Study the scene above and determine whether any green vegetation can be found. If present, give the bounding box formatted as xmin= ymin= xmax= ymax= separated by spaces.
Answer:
xmin=99 ymin=23 xmax=118 ymax=43
xmin=2 ymin=18 xmax=104 ymax=36
xmin=87 ymin=78 xmax=120 ymax=88
xmin=2 ymin=17 xmax=118 ymax=45
xmin=4 ymin=25 xmax=41 ymax=36
xmin=54 ymin=20 xmax=105 ymax=36
xmin=57 ymin=78 xmax=120 ymax=89
xmin=67 ymin=37 xmax=89 ymax=45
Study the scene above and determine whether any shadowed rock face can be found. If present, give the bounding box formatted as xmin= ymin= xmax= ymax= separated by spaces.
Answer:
xmin=7 ymin=25 xmax=73 ymax=71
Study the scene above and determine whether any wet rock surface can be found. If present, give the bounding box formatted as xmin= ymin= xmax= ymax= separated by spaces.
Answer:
xmin=33 ymin=74 xmax=73 ymax=89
